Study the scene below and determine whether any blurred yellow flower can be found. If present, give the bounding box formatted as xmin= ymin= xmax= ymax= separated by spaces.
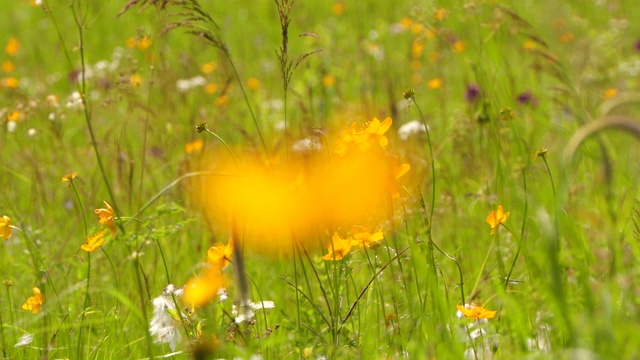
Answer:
xmin=559 ymin=32 xmax=574 ymax=44
xmin=201 ymin=62 xmax=218 ymax=74
xmin=603 ymin=88 xmax=618 ymax=99
xmin=130 ymin=74 xmax=142 ymax=88
xmin=435 ymin=8 xmax=448 ymax=21
xmin=183 ymin=268 xmax=226 ymax=308
xmin=356 ymin=117 xmax=392 ymax=150
xmin=204 ymin=83 xmax=218 ymax=94
xmin=351 ymin=227 xmax=384 ymax=248
xmin=427 ymin=78 xmax=443 ymax=90
xmin=457 ymin=304 xmax=496 ymax=320
xmin=411 ymin=41 xmax=425 ymax=58
xmin=2 ymin=60 xmax=15 ymax=73
xmin=22 ymin=287 xmax=44 ymax=314
xmin=137 ymin=35 xmax=152 ymax=50
xmin=522 ymin=40 xmax=537 ymax=50
xmin=214 ymin=95 xmax=229 ymax=107
xmin=247 ymin=77 xmax=261 ymax=90
xmin=81 ymin=231 xmax=107 ymax=253
xmin=207 ymin=241 xmax=233 ymax=269
xmin=323 ymin=74 xmax=336 ymax=88
xmin=322 ymin=233 xmax=353 ymax=261
xmin=95 ymin=201 xmax=116 ymax=234
xmin=185 ymin=138 xmax=204 ymax=154
xmin=5 ymin=38 xmax=20 ymax=56
xmin=62 ymin=172 xmax=78 ymax=186
xmin=486 ymin=205 xmax=510 ymax=235
xmin=6 ymin=111 xmax=23 ymax=122
xmin=0 ymin=215 xmax=12 ymax=240
xmin=452 ymin=40 xmax=465 ymax=53
xmin=2 ymin=77 xmax=19 ymax=89
xmin=399 ymin=17 xmax=413 ymax=30
xmin=331 ymin=2 xmax=345 ymax=16
xmin=125 ymin=36 xmax=137 ymax=48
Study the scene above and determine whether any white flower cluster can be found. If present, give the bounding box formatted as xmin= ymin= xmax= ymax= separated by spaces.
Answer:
xmin=149 ymin=284 xmax=184 ymax=351
xmin=231 ymin=300 xmax=275 ymax=324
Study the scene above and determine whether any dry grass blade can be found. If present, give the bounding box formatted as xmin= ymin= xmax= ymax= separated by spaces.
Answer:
xmin=563 ymin=116 xmax=640 ymax=164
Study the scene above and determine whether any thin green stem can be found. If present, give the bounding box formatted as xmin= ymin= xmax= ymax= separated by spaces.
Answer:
xmin=69 ymin=180 xmax=88 ymax=237
xmin=77 ymin=252 xmax=91 ymax=360
xmin=504 ymin=169 xmax=528 ymax=289
xmin=203 ymin=129 xmax=239 ymax=170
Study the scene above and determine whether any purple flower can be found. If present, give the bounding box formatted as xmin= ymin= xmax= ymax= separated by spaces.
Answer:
xmin=636 ymin=40 xmax=640 ymax=52
xmin=516 ymin=90 xmax=538 ymax=106
xmin=465 ymin=83 xmax=480 ymax=103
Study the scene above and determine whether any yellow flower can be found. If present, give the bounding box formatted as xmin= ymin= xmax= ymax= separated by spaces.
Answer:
xmin=456 ymin=304 xmax=496 ymax=320
xmin=559 ymin=32 xmax=574 ymax=44
xmin=62 ymin=172 xmax=78 ymax=186
xmin=334 ymin=122 xmax=358 ymax=156
xmin=322 ymin=233 xmax=353 ymax=261
xmin=603 ymin=88 xmax=618 ymax=100
xmin=0 ymin=215 xmax=12 ymax=240
xmin=2 ymin=60 xmax=15 ymax=73
xmin=204 ymin=83 xmax=218 ymax=94
xmin=185 ymin=138 xmax=204 ymax=154
xmin=355 ymin=117 xmax=393 ymax=151
xmin=6 ymin=111 xmax=22 ymax=122
xmin=522 ymin=40 xmax=537 ymax=50
xmin=214 ymin=95 xmax=229 ymax=107
xmin=125 ymin=36 xmax=137 ymax=48
xmin=399 ymin=17 xmax=413 ymax=30
xmin=351 ymin=227 xmax=384 ymax=248
xmin=201 ymin=62 xmax=217 ymax=74
xmin=183 ymin=268 xmax=226 ymax=308
xmin=81 ymin=231 xmax=107 ymax=253
xmin=136 ymin=35 xmax=152 ymax=51
xmin=427 ymin=78 xmax=443 ymax=90
xmin=533 ymin=148 xmax=548 ymax=161
xmin=322 ymin=74 xmax=336 ymax=88
xmin=207 ymin=241 xmax=233 ymax=269
xmin=435 ymin=8 xmax=448 ymax=22
xmin=95 ymin=201 xmax=116 ymax=234
xmin=22 ymin=287 xmax=44 ymax=314
xmin=5 ymin=38 xmax=20 ymax=56
xmin=331 ymin=2 xmax=345 ymax=16
xmin=246 ymin=77 xmax=261 ymax=90
xmin=452 ymin=40 xmax=465 ymax=53
xmin=2 ymin=77 xmax=19 ymax=89
xmin=130 ymin=74 xmax=142 ymax=88
xmin=486 ymin=205 xmax=510 ymax=235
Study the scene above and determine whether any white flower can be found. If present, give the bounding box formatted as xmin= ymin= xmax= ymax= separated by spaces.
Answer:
xmin=176 ymin=76 xmax=207 ymax=92
xmin=397 ymin=120 xmax=427 ymax=140
xmin=291 ymin=137 xmax=323 ymax=153
xmin=15 ymin=333 xmax=33 ymax=347
xmin=65 ymin=91 xmax=84 ymax=110
xmin=217 ymin=287 xmax=229 ymax=302
xmin=232 ymin=300 xmax=275 ymax=323
xmin=149 ymin=285 xmax=183 ymax=351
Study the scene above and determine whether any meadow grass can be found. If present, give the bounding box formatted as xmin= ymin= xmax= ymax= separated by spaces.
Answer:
xmin=2 ymin=0 xmax=640 ymax=359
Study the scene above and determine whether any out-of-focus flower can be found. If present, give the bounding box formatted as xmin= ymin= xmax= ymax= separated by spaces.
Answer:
xmin=6 ymin=111 xmax=23 ymax=122
xmin=183 ymin=268 xmax=226 ymax=308
xmin=176 ymin=76 xmax=207 ymax=92
xmin=351 ymin=227 xmax=384 ymax=248
xmin=22 ymin=287 xmax=44 ymax=314
xmin=201 ymin=61 xmax=217 ymax=74
xmin=185 ymin=139 xmax=204 ymax=154
xmin=452 ymin=40 xmax=465 ymax=53
xmin=603 ymin=88 xmax=618 ymax=99
xmin=456 ymin=303 xmax=497 ymax=320
xmin=95 ymin=201 xmax=116 ymax=234
xmin=559 ymin=32 xmax=574 ymax=44
xmin=62 ymin=172 xmax=78 ymax=187
xmin=323 ymin=74 xmax=336 ymax=88
xmin=46 ymin=95 xmax=59 ymax=108
xmin=2 ymin=60 xmax=15 ymax=73
xmin=486 ymin=205 xmax=510 ymax=235
xmin=435 ymin=8 xmax=447 ymax=21
xmin=130 ymin=74 xmax=142 ymax=88
xmin=533 ymin=148 xmax=548 ymax=161
xmin=81 ymin=231 xmax=107 ymax=253
xmin=331 ymin=2 xmax=345 ymax=16
xmin=150 ymin=285 xmax=184 ymax=351
xmin=397 ymin=120 xmax=426 ymax=140
xmin=465 ymin=83 xmax=481 ymax=103
xmin=635 ymin=40 xmax=640 ymax=52
xmin=0 ymin=215 xmax=13 ymax=240
xmin=427 ymin=78 xmax=443 ymax=90
xmin=207 ymin=241 xmax=233 ymax=270
xmin=5 ymin=38 xmax=20 ymax=56
xmin=232 ymin=300 xmax=275 ymax=324
xmin=14 ymin=333 xmax=33 ymax=347
xmin=355 ymin=117 xmax=393 ymax=150
xmin=247 ymin=77 xmax=261 ymax=90
xmin=517 ymin=90 xmax=538 ymax=106
xmin=2 ymin=77 xmax=19 ymax=89
xmin=136 ymin=35 xmax=153 ymax=50
xmin=522 ymin=40 xmax=537 ymax=50
xmin=322 ymin=233 xmax=353 ymax=261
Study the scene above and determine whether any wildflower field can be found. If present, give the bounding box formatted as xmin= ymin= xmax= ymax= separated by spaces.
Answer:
xmin=3 ymin=0 xmax=640 ymax=358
